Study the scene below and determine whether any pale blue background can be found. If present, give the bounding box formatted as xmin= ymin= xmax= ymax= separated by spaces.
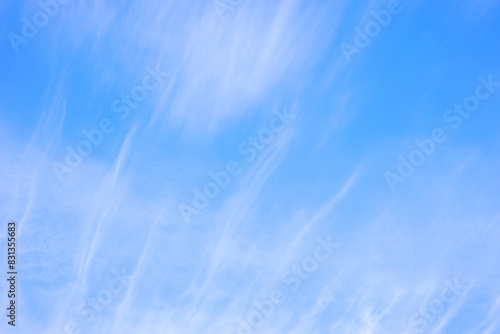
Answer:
xmin=1 ymin=0 xmax=500 ymax=333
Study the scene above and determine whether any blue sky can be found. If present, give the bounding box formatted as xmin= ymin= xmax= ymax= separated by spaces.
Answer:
xmin=1 ymin=0 xmax=500 ymax=333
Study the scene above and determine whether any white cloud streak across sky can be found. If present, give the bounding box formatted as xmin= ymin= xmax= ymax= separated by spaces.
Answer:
xmin=1 ymin=0 xmax=500 ymax=333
